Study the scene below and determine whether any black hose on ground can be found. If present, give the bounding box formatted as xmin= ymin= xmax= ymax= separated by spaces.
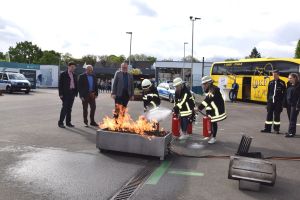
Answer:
xmin=169 ymin=146 xmax=300 ymax=161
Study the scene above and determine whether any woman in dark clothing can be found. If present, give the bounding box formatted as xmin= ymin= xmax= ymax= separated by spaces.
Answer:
xmin=284 ymin=73 xmax=300 ymax=137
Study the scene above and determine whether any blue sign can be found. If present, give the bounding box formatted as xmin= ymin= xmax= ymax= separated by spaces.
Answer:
xmin=0 ymin=61 xmax=40 ymax=70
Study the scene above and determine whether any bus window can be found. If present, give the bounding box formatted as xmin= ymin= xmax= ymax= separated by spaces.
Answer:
xmin=214 ymin=63 xmax=254 ymax=75
xmin=212 ymin=64 xmax=227 ymax=75
xmin=273 ymin=61 xmax=299 ymax=77
xmin=232 ymin=63 xmax=254 ymax=75
xmin=252 ymin=62 xmax=273 ymax=76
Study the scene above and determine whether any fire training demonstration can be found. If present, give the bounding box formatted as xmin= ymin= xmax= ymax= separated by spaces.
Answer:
xmin=1 ymin=1 xmax=300 ymax=200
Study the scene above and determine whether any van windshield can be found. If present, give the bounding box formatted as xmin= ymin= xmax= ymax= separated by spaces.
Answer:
xmin=8 ymin=74 xmax=26 ymax=80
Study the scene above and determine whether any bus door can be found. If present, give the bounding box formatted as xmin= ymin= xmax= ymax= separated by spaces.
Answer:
xmin=242 ymin=77 xmax=251 ymax=101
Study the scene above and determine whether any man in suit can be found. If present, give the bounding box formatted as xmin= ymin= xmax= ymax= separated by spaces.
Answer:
xmin=78 ymin=65 xmax=98 ymax=126
xmin=111 ymin=61 xmax=134 ymax=118
xmin=58 ymin=61 xmax=78 ymax=128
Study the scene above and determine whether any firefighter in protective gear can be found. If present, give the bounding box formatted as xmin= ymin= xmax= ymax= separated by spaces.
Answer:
xmin=142 ymin=79 xmax=160 ymax=112
xmin=173 ymin=77 xmax=195 ymax=140
xmin=261 ymin=70 xmax=286 ymax=134
xmin=197 ymin=76 xmax=226 ymax=144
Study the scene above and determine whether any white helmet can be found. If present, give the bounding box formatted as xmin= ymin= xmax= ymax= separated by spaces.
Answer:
xmin=173 ymin=77 xmax=183 ymax=87
xmin=142 ymin=79 xmax=152 ymax=89
xmin=201 ymin=76 xmax=213 ymax=84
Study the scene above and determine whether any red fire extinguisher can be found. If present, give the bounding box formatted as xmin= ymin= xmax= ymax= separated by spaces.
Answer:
xmin=203 ymin=116 xmax=211 ymax=137
xmin=172 ymin=113 xmax=180 ymax=137
xmin=187 ymin=123 xmax=192 ymax=134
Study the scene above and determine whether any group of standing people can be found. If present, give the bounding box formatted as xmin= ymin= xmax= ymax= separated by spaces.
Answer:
xmin=58 ymin=61 xmax=138 ymax=129
xmin=59 ymin=62 xmax=299 ymax=142
xmin=261 ymin=70 xmax=300 ymax=137
xmin=98 ymin=79 xmax=111 ymax=93
xmin=58 ymin=62 xmax=98 ymax=128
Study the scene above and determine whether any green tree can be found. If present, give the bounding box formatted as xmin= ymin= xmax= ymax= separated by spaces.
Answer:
xmin=96 ymin=55 xmax=125 ymax=67
xmin=162 ymin=58 xmax=174 ymax=61
xmin=295 ymin=39 xmax=300 ymax=58
xmin=184 ymin=55 xmax=199 ymax=62
xmin=248 ymin=47 xmax=261 ymax=58
xmin=8 ymin=41 xmax=43 ymax=63
xmin=38 ymin=50 xmax=61 ymax=65
xmin=146 ymin=56 xmax=157 ymax=64
xmin=81 ymin=55 xmax=97 ymax=66
xmin=109 ymin=55 xmax=126 ymax=67
xmin=0 ymin=52 xmax=5 ymax=60
xmin=225 ymin=58 xmax=239 ymax=61
xmin=61 ymin=53 xmax=74 ymax=66
xmin=129 ymin=54 xmax=157 ymax=64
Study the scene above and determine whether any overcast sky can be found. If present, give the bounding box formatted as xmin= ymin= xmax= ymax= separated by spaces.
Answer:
xmin=0 ymin=0 xmax=299 ymax=61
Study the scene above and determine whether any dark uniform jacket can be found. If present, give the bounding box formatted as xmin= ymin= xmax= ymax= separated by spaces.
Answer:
xmin=284 ymin=82 xmax=300 ymax=109
xmin=78 ymin=73 xmax=98 ymax=99
xmin=58 ymin=70 xmax=78 ymax=97
xmin=267 ymin=79 xmax=286 ymax=104
xmin=174 ymin=85 xmax=195 ymax=117
xmin=198 ymin=84 xmax=226 ymax=122
xmin=142 ymin=85 xmax=160 ymax=110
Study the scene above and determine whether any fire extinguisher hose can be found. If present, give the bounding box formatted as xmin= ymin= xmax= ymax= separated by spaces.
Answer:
xmin=168 ymin=146 xmax=300 ymax=161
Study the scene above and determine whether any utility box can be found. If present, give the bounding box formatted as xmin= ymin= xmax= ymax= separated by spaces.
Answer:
xmin=228 ymin=156 xmax=276 ymax=187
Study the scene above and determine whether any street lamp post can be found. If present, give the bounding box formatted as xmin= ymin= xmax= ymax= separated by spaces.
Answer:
xmin=182 ymin=42 xmax=188 ymax=80
xmin=126 ymin=32 xmax=132 ymax=66
xmin=189 ymin=16 xmax=201 ymax=88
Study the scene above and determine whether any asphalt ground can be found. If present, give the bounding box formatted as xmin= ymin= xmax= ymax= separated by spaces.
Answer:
xmin=0 ymin=89 xmax=299 ymax=200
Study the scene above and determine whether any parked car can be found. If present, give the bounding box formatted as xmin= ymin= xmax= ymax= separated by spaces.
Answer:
xmin=0 ymin=72 xmax=31 ymax=94
xmin=157 ymin=82 xmax=194 ymax=103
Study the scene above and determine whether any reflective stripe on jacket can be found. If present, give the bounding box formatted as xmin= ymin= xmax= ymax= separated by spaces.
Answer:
xmin=199 ymin=85 xmax=226 ymax=122
xmin=174 ymin=85 xmax=195 ymax=117
xmin=143 ymin=86 xmax=160 ymax=109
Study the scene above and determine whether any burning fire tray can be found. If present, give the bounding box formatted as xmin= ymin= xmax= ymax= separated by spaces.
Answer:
xmin=96 ymin=129 xmax=172 ymax=160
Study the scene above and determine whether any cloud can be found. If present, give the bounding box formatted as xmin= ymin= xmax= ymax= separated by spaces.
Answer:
xmin=272 ymin=22 xmax=300 ymax=44
xmin=256 ymin=41 xmax=295 ymax=58
xmin=62 ymin=41 xmax=71 ymax=49
xmin=0 ymin=17 xmax=28 ymax=51
xmin=130 ymin=0 xmax=157 ymax=17
xmin=0 ymin=0 xmax=299 ymax=60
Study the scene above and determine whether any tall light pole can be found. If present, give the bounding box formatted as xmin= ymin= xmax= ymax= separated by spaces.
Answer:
xmin=126 ymin=32 xmax=132 ymax=66
xmin=182 ymin=42 xmax=188 ymax=80
xmin=190 ymin=16 xmax=201 ymax=88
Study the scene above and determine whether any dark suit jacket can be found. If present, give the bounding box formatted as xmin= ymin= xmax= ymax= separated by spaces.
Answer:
xmin=58 ymin=70 xmax=78 ymax=97
xmin=78 ymin=73 xmax=98 ymax=98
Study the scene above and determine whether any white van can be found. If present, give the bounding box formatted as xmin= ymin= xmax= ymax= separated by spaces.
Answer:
xmin=0 ymin=72 xmax=31 ymax=94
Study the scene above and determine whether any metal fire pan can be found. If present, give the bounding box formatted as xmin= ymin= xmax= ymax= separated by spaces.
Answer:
xmin=96 ymin=129 xmax=172 ymax=160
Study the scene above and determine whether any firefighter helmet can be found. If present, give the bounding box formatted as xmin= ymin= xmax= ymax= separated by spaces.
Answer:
xmin=142 ymin=79 xmax=152 ymax=89
xmin=173 ymin=77 xmax=183 ymax=87
xmin=201 ymin=76 xmax=213 ymax=84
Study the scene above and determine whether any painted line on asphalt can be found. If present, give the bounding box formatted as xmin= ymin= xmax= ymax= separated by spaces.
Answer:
xmin=168 ymin=170 xmax=204 ymax=177
xmin=145 ymin=161 xmax=171 ymax=185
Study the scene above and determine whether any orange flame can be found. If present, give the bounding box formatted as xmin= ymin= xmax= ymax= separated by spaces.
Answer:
xmin=100 ymin=104 xmax=158 ymax=135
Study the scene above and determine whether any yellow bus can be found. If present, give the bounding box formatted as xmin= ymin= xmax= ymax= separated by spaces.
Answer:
xmin=210 ymin=58 xmax=300 ymax=102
